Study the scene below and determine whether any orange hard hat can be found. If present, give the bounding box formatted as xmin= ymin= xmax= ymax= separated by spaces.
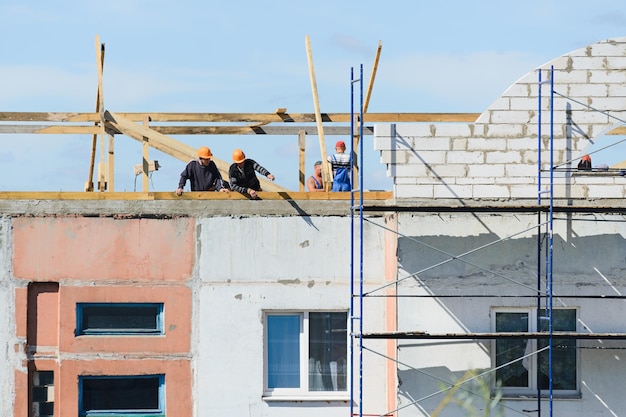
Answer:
xmin=198 ymin=146 xmax=213 ymax=158
xmin=232 ymin=149 xmax=246 ymax=163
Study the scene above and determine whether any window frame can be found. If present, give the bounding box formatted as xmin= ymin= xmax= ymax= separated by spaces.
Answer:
xmin=263 ymin=310 xmax=350 ymax=400
xmin=78 ymin=374 xmax=165 ymax=417
xmin=76 ymin=303 xmax=164 ymax=336
xmin=491 ymin=307 xmax=579 ymax=397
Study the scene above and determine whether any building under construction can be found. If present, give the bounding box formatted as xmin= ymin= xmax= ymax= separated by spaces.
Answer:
xmin=1 ymin=36 xmax=626 ymax=417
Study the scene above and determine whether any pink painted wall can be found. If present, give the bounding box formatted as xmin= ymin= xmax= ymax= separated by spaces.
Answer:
xmin=59 ymin=359 xmax=192 ymax=417
xmin=12 ymin=217 xmax=194 ymax=281
xmin=59 ymin=285 xmax=192 ymax=353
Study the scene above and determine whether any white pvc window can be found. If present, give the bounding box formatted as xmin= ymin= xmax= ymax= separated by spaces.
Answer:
xmin=493 ymin=308 xmax=578 ymax=396
xmin=264 ymin=311 xmax=348 ymax=399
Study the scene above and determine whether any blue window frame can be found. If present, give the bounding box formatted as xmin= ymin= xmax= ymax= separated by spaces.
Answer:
xmin=76 ymin=303 xmax=163 ymax=336
xmin=79 ymin=375 xmax=165 ymax=417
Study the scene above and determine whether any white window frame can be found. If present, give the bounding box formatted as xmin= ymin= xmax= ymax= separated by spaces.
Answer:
xmin=491 ymin=307 xmax=579 ymax=398
xmin=263 ymin=311 xmax=350 ymax=401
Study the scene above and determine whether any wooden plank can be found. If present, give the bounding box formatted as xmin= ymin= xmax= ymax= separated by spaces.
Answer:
xmin=0 ymin=191 xmax=393 ymax=201
xmin=0 ymin=125 xmax=372 ymax=136
xmin=104 ymin=111 xmax=289 ymax=192
xmin=0 ymin=111 xmax=482 ymax=123
xmin=142 ymin=115 xmax=150 ymax=192
xmin=364 ymin=40 xmax=382 ymax=115
xmin=96 ymin=35 xmax=107 ymax=192
xmin=305 ymin=35 xmax=331 ymax=190
xmin=298 ymin=130 xmax=305 ymax=192
xmin=0 ymin=125 xmax=99 ymax=134
xmin=86 ymin=37 xmax=106 ymax=192
xmin=0 ymin=112 xmax=100 ymax=122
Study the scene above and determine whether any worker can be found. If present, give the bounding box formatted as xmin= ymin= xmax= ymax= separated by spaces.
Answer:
xmin=577 ymin=154 xmax=592 ymax=171
xmin=327 ymin=140 xmax=351 ymax=191
xmin=307 ymin=161 xmax=324 ymax=192
xmin=176 ymin=146 xmax=229 ymax=196
xmin=228 ymin=149 xmax=274 ymax=199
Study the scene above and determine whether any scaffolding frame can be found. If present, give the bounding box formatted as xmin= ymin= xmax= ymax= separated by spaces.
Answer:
xmin=350 ymin=65 xmax=626 ymax=417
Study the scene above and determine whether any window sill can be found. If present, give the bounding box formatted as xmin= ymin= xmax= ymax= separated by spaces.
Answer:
xmin=263 ymin=395 xmax=351 ymax=403
xmin=500 ymin=393 xmax=581 ymax=400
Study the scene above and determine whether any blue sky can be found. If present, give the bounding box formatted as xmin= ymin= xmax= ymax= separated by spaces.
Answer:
xmin=1 ymin=1 xmax=626 ymax=192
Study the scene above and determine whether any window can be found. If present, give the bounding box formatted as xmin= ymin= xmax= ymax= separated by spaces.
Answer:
xmin=79 ymin=375 xmax=165 ymax=417
xmin=264 ymin=311 xmax=348 ymax=398
xmin=76 ymin=303 xmax=163 ymax=336
xmin=493 ymin=308 xmax=578 ymax=396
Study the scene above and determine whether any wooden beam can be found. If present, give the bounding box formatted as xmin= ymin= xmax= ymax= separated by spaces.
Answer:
xmin=0 ymin=111 xmax=482 ymax=123
xmin=86 ymin=37 xmax=105 ymax=192
xmin=96 ymin=35 xmax=107 ymax=192
xmin=0 ymin=125 xmax=373 ymax=135
xmin=298 ymin=130 xmax=305 ymax=192
xmin=305 ymin=35 xmax=331 ymax=190
xmin=0 ymin=191 xmax=393 ymax=201
xmin=142 ymin=116 xmax=150 ymax=192
xmin=103 ymin=111 xmax=289 ymax=192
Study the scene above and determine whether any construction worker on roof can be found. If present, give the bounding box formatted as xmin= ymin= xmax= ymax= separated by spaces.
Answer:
xmin=176 ymin=146 xmax=230 ymax=196
xmin=228 ymin=149 xmax=274 ymax=199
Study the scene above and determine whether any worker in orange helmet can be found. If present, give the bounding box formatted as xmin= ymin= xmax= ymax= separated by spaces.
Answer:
xmin=228 ymin=148 xmax=274 ymax=199
xmin=176 ymin=146 xmax=230 ymax=196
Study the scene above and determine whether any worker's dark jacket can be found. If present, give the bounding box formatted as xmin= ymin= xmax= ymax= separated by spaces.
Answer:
xmin=178 ymin=160 xmax=228 ymax=191
xmin=228 ymin=159 xmax=271 ymax=193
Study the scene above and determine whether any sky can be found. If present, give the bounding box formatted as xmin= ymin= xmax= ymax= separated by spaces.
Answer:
xmin=2 ymin=1 xmax=626 ymax=192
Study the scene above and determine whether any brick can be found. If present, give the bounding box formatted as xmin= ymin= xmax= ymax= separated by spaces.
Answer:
xmin=472 ymin=185 xmax=511 ymax=198
xmin=490 ymin=110 xmax=533 ymax=124
xmin=433 ymin=184 xmax=473 ymax=199
xmin=395 ymin=184 xmax=433 ymax=199
xmin=510 ymin=97 xmax=539 ymax=111
xmin=412 ymin=137 xmax=451 ymax=151
xmin=569 ymin=56 xmax=612 ymax=71
xmin=510 ymin=185 xmax=542 ymax=199
xmin=406 ymin=151 xmax=447 ymax=165
xmin=389 ymin=163 xmax=429 ymax=177
xmin=590 ymin=42 xmax=626 ymax=57
xmin=500 ymin=83 xmax=530 ymax=98
xmin=567 ymin=83 xmax=609 ymax=97
xmin=468 ymin=164 xmax=505 ymax=177
xmin=487 ymin=97 xmax=510 ymax=110
xmin=589 ymin=71 xmax=626 ymax=84
xmin=467 ymin=138 xmax=507 ymax=151
xmin=505 ymin=164 xmax=537 ymax=177
xmin=426 ymin=164 xmax=468 ymax=178
xmin=507 ymin=138 xmax=540 ymax=151
xmin=451 ymin=138 xmax=468 ymax=150
xmin=432 ymin=123 xmax=474 ymax=137
xmin=485 ymin=151 xmax=522 ymax=164
xmin=588 ymin=185 xmax=625 ymax=198
xmin=447 ymin=151 xmax=484 ymax=164
xmin=485 ymin=124 xmax=525 ymax=137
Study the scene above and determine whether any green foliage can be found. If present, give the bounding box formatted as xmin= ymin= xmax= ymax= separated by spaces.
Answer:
xmin=431 ymin=370 xmax=504 ymax=417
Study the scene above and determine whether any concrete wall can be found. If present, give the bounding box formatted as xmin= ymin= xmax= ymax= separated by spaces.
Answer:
xmin=0 ymin=208 xmax=394 ymax=417
xmin=375 ymin=37 xmax=626 ymax=201
xmin=393 ymin=211 xmax=626 ymax=417
xmin=0 ymin=217 xmax=14 ymax=417
xmin=194 ymin=215 xmax=391 ymax=417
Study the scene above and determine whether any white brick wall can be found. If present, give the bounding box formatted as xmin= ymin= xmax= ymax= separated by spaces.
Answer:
xmin=375 ymin=37 xmax=626 ymax=200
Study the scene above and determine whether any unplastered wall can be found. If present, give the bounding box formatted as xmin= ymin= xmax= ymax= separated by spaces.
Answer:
xmin=394 ymin=211 xmax=626 ymax=416
xmin=375 ymin=37 xmax=626 ymax=200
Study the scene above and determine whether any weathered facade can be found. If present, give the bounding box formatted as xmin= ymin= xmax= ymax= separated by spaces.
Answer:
xmin=2 ymin=36 xmax=626 ymax=417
